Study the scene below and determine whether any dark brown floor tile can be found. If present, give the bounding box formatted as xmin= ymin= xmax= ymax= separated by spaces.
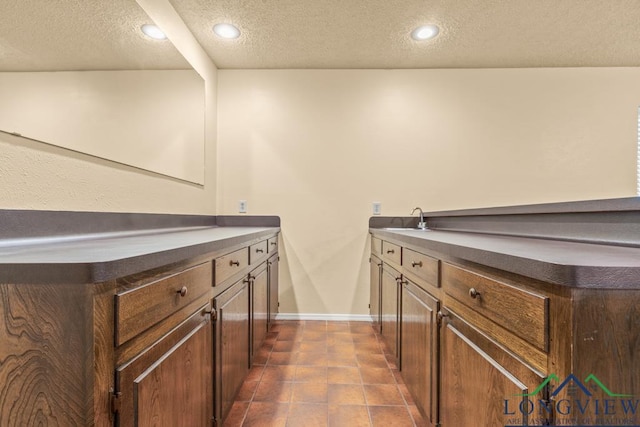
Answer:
xmin=261 ymin=365 xmax=297 ymax=382
xmin=254 ymin=348 xmax=272 ymax=364
xmin=327 ymin=353 xmax=358 ymax=367
xmin=303 ymin=321 xmax=328 ymax=331
xmin=327 ymin=342 xmax=356 ymax=354
xmin=368 ymin=405 xmax=414 ymax=427
xmin=254 ymin=381 xmax=293 ymax=403
xmin=302 ymin=331 xmax=328 ymax=342
xmin=222 ymin=401 xmax=249 ymax=427
xmin=348 ymin=322 xmax=375 ymax=334
xmin=354 ymin=341 xmax=383 ymax=355
xmin=287 ymin=403 xmax=329 ymax=427
xmin=243 ymin=402 xmax=289 ymax=427
xmin=328 ymin=333 xmax=354 ymax=344
xmin=328 ymin=384 xmax=366 ymax=405
xmin=291 ymin=382 xmax=328 ymax=403
xmin=360 ymin=367 xmax=396 ymax=385
xmin=236 ymin=380 xmax=259 ymax=401
xmin=246 ymin=365 xmax=265 ymax=382
xmin=329 ymin=404 xmax=370 ymax=427
xmin=408 ymin=404 xmax=429 ymax=427
xmin=299 ymin=341 xmax=327 ymax=353
xmin=363 ymin=384 xmax=405 ymax=406
xmin=294 ymin=366 xmax=327 ymax=383
xmin=327 ymin=367 xmax=361 ymax=384
xmin=272 ymin=341 xmax=301 ymax=352
xmin=397 ymin=382 xmax=415 ymax=405
xmin=296 ymin=352 xmax=328 ymax=366
xmin=356 ymin=354 xmax=389 ymax=368
xmin=326 ymin=322 xmax=350 ymax=333
xmin=268 ymin=352 xmax=298 ymax=365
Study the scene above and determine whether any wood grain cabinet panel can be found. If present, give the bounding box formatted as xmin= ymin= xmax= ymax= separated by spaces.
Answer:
xmin=249 ymin=240 xmax=269 ymax=266
xmin=267 ymin=237 xmax=278 ymax=253
xmin=116 ymin=304 xmax=213 ymax=427
xmin=371 ymin=237 xmax=382 ymax=257
xmin=115 ymin=263 xmax=212 ymax=346
xmin=442 ymin=263 xmax=549 ymax=352
xmin=215 ymin=248 xmax=249 ymax=286
xmin=400 ymin=279 xmax=438 ymax=426
xmin=251 ymin=262 xmax=269 ymax=360
xmin=369 ymin=254 xmax=382 ymax=333
xmin=268 ymin=254 xmax=279 ymax=329
xmin=380 ymin=263 xmax=401 ymax=362
xmin=213 ymin=278 xmax=250 ymax=424
xmin=381 ymin=241 xmax=402 ymax=266
xmin=402 ymin=248 xmax=439 ymax=288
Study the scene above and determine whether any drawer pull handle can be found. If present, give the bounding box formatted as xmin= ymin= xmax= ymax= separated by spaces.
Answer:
xmin=386 ymin=249 xmax=395 ymax=254
xmin=411 ymin=261 xmax=423 ymax=268
xmin=177 ymin=286 xmax=188 ymax=297
xmin=270 ymin=242 xmax=277 ymax=246
xmin=229 ymin=260 xmax=240 ymax=266
xmin=256 ymin=248 xmax=264 ymax=253
xmin=469 ymin=288 xmax=481 ymax=299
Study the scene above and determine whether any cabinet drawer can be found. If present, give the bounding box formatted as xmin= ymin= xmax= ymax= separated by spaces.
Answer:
xmin=402 ymin=248 xmax=439 ymax=287
xmin=371 ymin=237 xmax=382 ymax=257
xmin=215 ymin=248 xmax=249 ymax=286
xmin=250 ymin=240 xmax=269 ymax=265
xmin=442 ymin=263 xmax=548 ymax=352
xmin=115 ymin=263 xmax=212 ymax=346
xmin=381 ymin=241 xmax=401 ymax=265
xmin=267 ymin=236 xmax=278 ymax=253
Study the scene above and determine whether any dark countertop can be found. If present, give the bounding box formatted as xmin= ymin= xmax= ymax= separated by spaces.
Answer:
xmin=370 ymin=228 xmax=640 ymax=289
xmin=0 ymin=226 xmax=279 ymax=284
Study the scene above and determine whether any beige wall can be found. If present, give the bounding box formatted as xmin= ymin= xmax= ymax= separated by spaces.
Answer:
xmin=217 ymin=68 xmax=640 ymax=316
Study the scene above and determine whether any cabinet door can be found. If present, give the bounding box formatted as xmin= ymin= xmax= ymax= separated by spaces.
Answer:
xmin=440 ymin=313 xmax=546 ymax=427
xmin=116 ymin=304 xmax=213 ymax=427
xmin=401 ymin=279 xmax=438 ymax=426
xmin=369 ymin=255 xmax=382 ymax=332
xmin=251 ymin=263 xmax=269 ymax=359
xmin=380 ymin=264 xmax=400 ymax=362
xmin=268 ymin=254 xmax=279 ymax=329
xmin=213 ymin=278 xmax=250 ymax=424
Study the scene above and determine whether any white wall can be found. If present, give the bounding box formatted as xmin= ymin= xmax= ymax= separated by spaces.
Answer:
xmin=217 ymin=68 xmax=640 ymax=316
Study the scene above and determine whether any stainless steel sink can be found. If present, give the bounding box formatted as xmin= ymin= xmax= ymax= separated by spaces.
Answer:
xmin=382 ymin=227 xmax=430 ymax=231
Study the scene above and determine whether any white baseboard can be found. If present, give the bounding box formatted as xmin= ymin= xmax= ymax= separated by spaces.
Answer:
xmin=275 ymin=313 xmax=372 ymax=322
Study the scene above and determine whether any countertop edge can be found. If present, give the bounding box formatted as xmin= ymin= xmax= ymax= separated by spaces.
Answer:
xmin=370 ymin=228 xmax=640 ymax=289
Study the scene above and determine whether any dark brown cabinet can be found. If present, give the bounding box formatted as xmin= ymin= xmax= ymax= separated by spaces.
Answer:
xmin=369 ymin=254 xmax=382 ymax=332
xmin=268 ymin=253 xmax=279 ymax=329
xmin=213 ymin=277 xmax=250 ymax=423
xmin=380 ymin=263 xmax=401 ymax=364
xmin=400 ymin=278 xmax=439 ymax=427
xmin=250 ymin=262 xmax=269 ymax=360
xmin=439 ymin=313 xmax=544 ymax=427
xmin=116 ymin=304 xmax=213 ymax=427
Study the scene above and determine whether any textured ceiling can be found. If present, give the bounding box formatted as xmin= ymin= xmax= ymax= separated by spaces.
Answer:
xmin=2 ymin=0 xmax=640 ymax=71
xmin=172 ymin=0 xmax=640 ymax=69
xmin=0 ymin=0 xmax=189 ymax=71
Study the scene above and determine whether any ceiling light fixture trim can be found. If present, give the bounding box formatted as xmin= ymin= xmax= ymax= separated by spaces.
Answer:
xmin=140 ymin=24 xmax=167 ymax=40
xmin=213 ymin=23 xmax=241 ymax=39
xmin=411 ymin=24 xmax=440 ymax=41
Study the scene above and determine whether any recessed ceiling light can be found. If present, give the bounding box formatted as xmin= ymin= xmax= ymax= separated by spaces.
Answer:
xmin=141 ymin=24 xmax=167 ymax=40
xmin=213 ymin=23 xmax=241 ymax=39
xmin=411 ymin=24 xmax=440 ymax=41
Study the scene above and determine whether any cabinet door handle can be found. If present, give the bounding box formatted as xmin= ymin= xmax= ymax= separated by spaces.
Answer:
xmin=468 ymin=288 xmax=481 ymax=299
xmin=256 ymin=248 xmax=264 ymax=253
xmin=411 ymin=261 xmax=423 ymax=268
xmin=177 ymin=286 xmax=188 ymax=297
xmin=386 ymin=249 xmax=395 ymax=254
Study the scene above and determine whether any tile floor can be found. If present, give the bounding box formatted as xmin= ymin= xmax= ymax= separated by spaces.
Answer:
xmin=223 ymin=320 xmax=427 ymax=427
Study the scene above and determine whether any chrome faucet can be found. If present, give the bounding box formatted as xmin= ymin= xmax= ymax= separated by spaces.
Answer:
xmin=411 ymin=207 xmax=428 ymax=230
